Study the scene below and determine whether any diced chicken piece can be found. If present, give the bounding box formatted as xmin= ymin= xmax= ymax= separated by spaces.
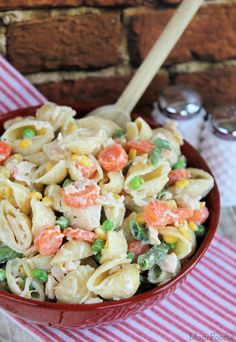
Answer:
xmin=158 ymin=252 xmax=178 ymax=274
xmin=63 ymin=204 xmax=101 ymax=231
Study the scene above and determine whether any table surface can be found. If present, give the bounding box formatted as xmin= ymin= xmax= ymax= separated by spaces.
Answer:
xmin=0 ymin=207 xmax=235 ymax=342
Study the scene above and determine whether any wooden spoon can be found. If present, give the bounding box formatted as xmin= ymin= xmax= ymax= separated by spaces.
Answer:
xmin=86 ymin=0 xmax=204 ymax=129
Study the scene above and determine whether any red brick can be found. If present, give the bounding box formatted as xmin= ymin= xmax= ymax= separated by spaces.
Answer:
xmin=174 ymin=66 xmax=236 ymax=111
xmin=7 ymin=12 xmax=122 ymax=73
xmin=0 ymin=0 xmax=142 ymax=10
xmin=35 ymin=72 xmax=169 ymax=115
xmin=126 ymin=3 xmax=236 ymax=67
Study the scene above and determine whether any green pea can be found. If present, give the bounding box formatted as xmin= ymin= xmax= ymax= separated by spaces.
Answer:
xmin=148 ymin=147 xmax=162 ymax=166
xmin=31 ymin=269 xmax=48 ymax=283
xmin=101 ymin=219 xmax=114 ymax=232
xmin=153 ymin=137 xmax=171 ymax=151
xmin=129 ymin=176 xmax=143 ymax=190
xmin=0 ymin=246 xmax=23 ymax=264
xmin=112 ymin=130 xmax=124 ymax=139
xmin=56 ymin=216 xmax=69 ymax=229
xmin=195 ymin=224 xmax=206 ymax=237
xmin=63 ymin=178 xmax=72 ymax=187
xmin=0 ymin=269 xmax=6 ymax=282
xmin=127 ymin=252 xmax=135 ymax=263
xmin=172 ymin=159 xmax=186 ymax=170
xmin=22 ymin=128 xmax=36 ymax=139
xmin=92 ymin=239 xmax=105 ymax=255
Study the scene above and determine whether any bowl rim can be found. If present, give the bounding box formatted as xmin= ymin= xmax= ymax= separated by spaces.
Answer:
xmin=0 ymin=104 xmax=220 ymax=311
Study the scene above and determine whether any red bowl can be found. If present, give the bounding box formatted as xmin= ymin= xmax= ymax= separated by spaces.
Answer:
xmin=0 ymin=104 xmax=220 ymax=328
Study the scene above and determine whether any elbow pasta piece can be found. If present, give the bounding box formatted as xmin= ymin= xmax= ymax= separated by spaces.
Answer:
xmin=31 ymin=197 xmax=56 ymax=237
xmin=44 ymin=184 xmax=64 ymax=212
xmin=68 ymin=154 xmax=103 ymax=183
xmin=0 ymin=178 xmax=31 ymax=215
xmin=99 ymin=170 xmax=124 ymax=195
xmin=36 ymin=103 xmax=76 ymax=134
xmin=1 ymin=119 xmax=54 ymax=155
xmin=126 ymin=117 xmax=152 ymax=141
xmin=55 ymin=265 xmax=95 ymax=304
xmin=100 ymin=230 xmax=128 ymax=264
xmin=76 ymin=117 xmax=121 ymax=137
xmin=168 ymin=168 xmax=214 ymax=200
xmin=124 ymin=158 xmax=171 ymax=200
xmin=51 ymin=240 xmax=93 ymax=266
xmin=24 ymin=151 xmax=49 ymax=166
xmin=0 ymin=200 xmax=32 ymax=253
xmin=62 ymin=204 xmax=102 ymax=231
xmin=87 ymin=258 xmax=140 ymax=300
xmin=62 ymin=129 xmax=107 ymax=155
xmin=33 ymin=159 xmax=67 ymax=185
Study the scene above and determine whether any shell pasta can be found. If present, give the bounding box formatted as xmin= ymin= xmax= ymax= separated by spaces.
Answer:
xmin=0 ymin=103 xmax=213 ymax=303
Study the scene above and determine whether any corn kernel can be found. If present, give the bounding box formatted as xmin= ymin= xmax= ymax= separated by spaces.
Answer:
xmin=179 ymin=226 xmax=190 ymax=240
xmin=95 ymin=227 xmax=106 ymax=240
xmin=65 ymin=123 xmax=77 ymax=134
xmin=136 ymin=212 xmax=146 ymax=225
xmin=42 ymin=196 xmax=53 ymax=206
xmin=113 ymin=194 xmax=120 ymax=200
xmin=19 ymin=139 xmax=31 ymax=149
xmin=188 ymin=221 xmax=198 ymax=232
xmin=165 ymin=200 xmax=177 ymax=209
xmin=175 ymin=179 xmax=189 ymax=188
xmin=46 ymin=162 xmax=53 ymax=171
xmin=78 ymin=156 xmax=93 ymax=167
xmin=200 ymin=202 xmax=206 ymax=209
xmin=163 ymin=235 xmax=179 ymax=244
xmin=31 ymin=192 xmax=42 ymax=200
xmin=129 ymin=149 xmax=137 ymax=161
xmin=71 ymin=154 xmax=79 ymax=162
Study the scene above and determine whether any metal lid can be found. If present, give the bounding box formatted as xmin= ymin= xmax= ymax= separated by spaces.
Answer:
xmin=211 ymin=106 xmax=236 ymax=141
xmin=158 ymin=84 xmax=203 ymax=120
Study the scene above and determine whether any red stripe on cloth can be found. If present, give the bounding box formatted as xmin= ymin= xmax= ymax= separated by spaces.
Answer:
xmin=153 ymin=304 xmax=206 ymax=338
xmin=182 ymin=284 xmax=236 ymax=328
xmin=0 ymin=57 xmax=45 ymax=104
xmin=215 ymin=234 xmax=236 ymax=253
xmin=89 ymin=328 xmax=115 ymax=342
xmin=71 ymin=330 xmax=95 ymax=342
xmin=0 ymin=74 xmax=31 ymax=107
xmin=112 ymin=323 xmax=144 ymax=342
xmin=171 ymin=293 xmax=232 ymax=335
xmin=0 ymin=84 xmax=23 ymax=108
xmin=13 ymin=318 xmax=52 ymax=342
xmin=60 ymin=328 xmax=84 ymax=342
xmin=99 ymin=326 xmax=126 ymax=342
xmin=200 ymin=256 xmax=236 ymax=286
xmin=139 ymin=312 xmax=180 ymax=342
xmin=42 ymin=326 xmax=66 ymax=342
xmin=209 ymin=248 xmax=236 ymax=269
xmin=0 ymin=101 xmax=10 ymax=112
xmin=116 ymin=321 xmax=152 ymax=342
xmin=192 ymin=268 xmax=236 ymax=305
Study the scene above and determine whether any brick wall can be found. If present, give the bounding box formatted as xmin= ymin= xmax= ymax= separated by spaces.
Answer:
xmin=1 ymin=0 xmax=236 ymax=115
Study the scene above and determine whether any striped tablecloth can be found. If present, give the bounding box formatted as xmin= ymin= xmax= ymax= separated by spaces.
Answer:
xmin=0 ymin=56 xmax=236 ymax=342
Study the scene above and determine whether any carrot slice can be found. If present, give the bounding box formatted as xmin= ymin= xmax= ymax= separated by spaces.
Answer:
xmin=63 ymin=228 xmax=96 ymax=243
xmin=61 ymin=180 xmax=99 ymax=208
xmin=128 ymin=240 xmax=149 ymax=257
xmin=144 ymin=200 xmax=193 ymax=228
xmin=34 ymin=226 xmax=64 ymax=256
xmin=0 ymin=141 xmax=11 ymax=164
xmin=126 ymin=140 xmax=154 ymax=154
xmin=98 ymin=143 xmax=128 ymax=172
xmin=189 ymin=207 xmax=209 ymax=224
xmin=168 ymin=169 xmax=191 ymax=186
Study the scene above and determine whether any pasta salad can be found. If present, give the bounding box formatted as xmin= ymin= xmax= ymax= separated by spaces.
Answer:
xmin=0 ymin=103 xmax=214 ymax=304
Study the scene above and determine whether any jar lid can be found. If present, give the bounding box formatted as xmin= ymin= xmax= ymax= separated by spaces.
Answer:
xmin=211 ymin=106 xmax=236 ymax=141
xmin=158 ymin=85 xmax=203 ymax=120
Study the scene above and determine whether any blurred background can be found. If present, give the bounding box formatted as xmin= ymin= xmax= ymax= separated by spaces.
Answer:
xmin=0 ymin=0 xmax=236 ymax=115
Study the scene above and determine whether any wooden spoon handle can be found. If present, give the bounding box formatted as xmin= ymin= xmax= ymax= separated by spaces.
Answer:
xmin=116 ymin=0 xmax=204 ymax=115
